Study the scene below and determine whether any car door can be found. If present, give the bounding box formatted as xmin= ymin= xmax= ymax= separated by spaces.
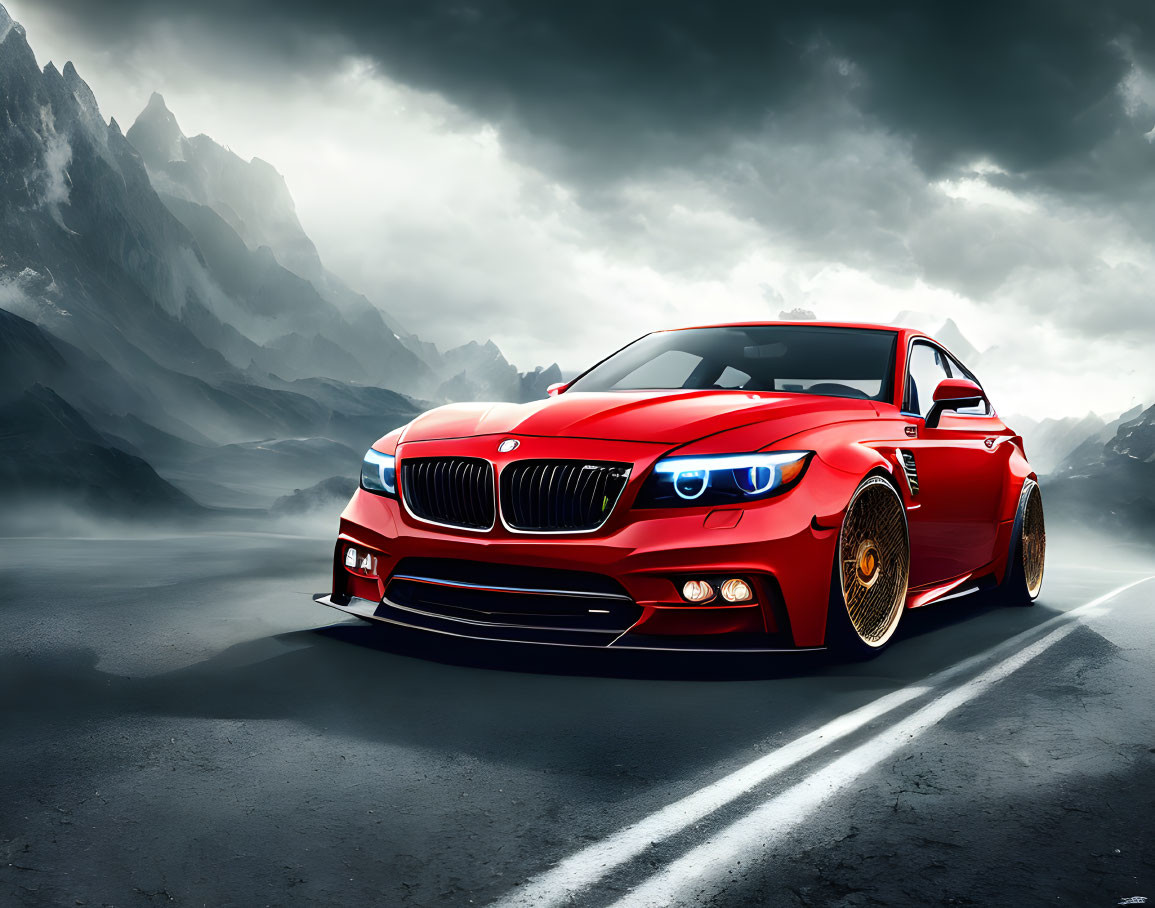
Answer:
xmin=900 ymin=340 xmax=1008 ymax=587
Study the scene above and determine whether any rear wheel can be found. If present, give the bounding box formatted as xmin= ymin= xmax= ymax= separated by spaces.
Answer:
xmin=826 ymin=475 xmax=910 ymax=657
xmin=1001 ymin=480 xmax=1045 ymax=605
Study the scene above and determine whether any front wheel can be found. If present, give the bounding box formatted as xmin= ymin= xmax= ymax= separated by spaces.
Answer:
xmin=826 ymin=475 xmax=911 ymax=658
xmin=1000 ymin=480 xmax=1046 ymax=605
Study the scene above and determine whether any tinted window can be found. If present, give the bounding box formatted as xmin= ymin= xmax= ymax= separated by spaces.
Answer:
xmin=568 ymin=326 xmax=898 ymax=400
xmin=608 ymin=349 xmax=701 ymax=390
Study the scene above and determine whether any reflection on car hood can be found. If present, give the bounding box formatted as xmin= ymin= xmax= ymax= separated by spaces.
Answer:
xmin=398 ymin=390 xmax=876 ymax=447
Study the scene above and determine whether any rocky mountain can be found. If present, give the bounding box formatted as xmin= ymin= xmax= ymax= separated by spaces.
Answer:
xmin=0 ymin=384 xmax=199 ymax=516
xmin=1011 ymin=412 xmax=1108 ymax=476
xmin=124 ymin=93 xmax=434 ymax=387
xmin=1042 ymin=403 xmax=1155 ymax=536
xmin=0 ymin=303 xmax=423 ymax=511
xmin=0 ymin=4 xmax=559 ymax=521
xmin=436 ymin=342 xmax=563 ymax=402
xmin=125 ymin=92 xmax=554 ymax=401
xmin=1005 ymin=405 xmax=1144 ymax=477
xmin=127 ymin=92 xmax=327 ymax=286
xmin=892 ymin=311 xmax=981 ymax=364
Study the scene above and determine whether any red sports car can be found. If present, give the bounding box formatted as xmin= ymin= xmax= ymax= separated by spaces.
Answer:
xmin=315 ymin=322 xmax=1045 ymax=656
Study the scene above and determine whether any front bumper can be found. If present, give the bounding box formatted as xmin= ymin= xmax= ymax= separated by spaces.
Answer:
xmin=319 ymin=447 xmax=854 ymax=649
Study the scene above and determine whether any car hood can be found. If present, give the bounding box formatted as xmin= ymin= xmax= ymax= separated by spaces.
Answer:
xmin=398 ymin=390 xmax=875 ymax=447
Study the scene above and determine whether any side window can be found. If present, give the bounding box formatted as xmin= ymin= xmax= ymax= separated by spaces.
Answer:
xmin=945 ymin=353 xmax=991 ymax=416
xmin=905 ymin=342 xmax=950 ymax=418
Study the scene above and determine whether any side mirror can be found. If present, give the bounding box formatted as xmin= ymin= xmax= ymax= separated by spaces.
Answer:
xmin=926 ymin=378 xmax=985 ymax=428
xmin=546 ymin=382 xmax=568 ymax=397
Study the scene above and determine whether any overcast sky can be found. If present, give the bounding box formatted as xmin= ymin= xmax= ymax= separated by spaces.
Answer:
xmin=7 ymin=0 xmax=1155 ymax=419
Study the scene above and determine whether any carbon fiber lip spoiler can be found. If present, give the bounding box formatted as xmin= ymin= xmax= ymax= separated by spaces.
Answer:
xmin=313 ymin=593 xmax=823 ymax=653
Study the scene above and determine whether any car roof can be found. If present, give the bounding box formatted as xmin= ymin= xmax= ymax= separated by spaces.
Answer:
xmin=665 ymin=320 xmax=925 ymax=337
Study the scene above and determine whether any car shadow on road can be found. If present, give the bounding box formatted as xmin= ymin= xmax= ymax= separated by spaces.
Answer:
xmin=0 ymin=592 xmax=1068 ymax=784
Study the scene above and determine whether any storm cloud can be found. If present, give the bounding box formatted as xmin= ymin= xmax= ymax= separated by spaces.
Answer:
xmin=10 ymin=0 xmax=1155 ymax=417
xmin=23 ymin=1 xmax=1155 ymax=178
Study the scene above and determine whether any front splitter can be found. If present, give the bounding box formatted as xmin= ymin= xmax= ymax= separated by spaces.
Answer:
xmin=314 ymin=594 xmax=822 ymax=654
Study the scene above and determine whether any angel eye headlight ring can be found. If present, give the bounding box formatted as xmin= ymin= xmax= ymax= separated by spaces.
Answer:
xmin=673 ymin=469 xmax=709 ymax=500
xmin=640 ymin=451 xmax=811 ymax=509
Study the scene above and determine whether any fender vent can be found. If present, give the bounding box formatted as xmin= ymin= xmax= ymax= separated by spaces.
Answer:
xmin=897 ymin=449 xmax=919 ymax=495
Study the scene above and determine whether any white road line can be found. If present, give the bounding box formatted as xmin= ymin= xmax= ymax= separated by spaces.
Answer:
xmin=609 ymin=577 xmax=1152 ymax=908
xmin=493 ymin=577 xmax=1153 ymax=908
xmin=492 ymin=686 xmax=929 ymax=908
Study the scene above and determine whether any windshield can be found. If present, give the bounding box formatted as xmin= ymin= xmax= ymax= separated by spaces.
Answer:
xmin=567 ymin=325 xmax=898 ymax=401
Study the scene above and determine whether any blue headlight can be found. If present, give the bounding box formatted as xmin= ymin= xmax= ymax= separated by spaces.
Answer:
xmin=734 ymin=463 xmax=775 ymax=495
xmin=360 ymin=448 xmax=397 ymax=497
xmin=638 ymin=451 xmax=811 ymax=508
xmin=674 ymin=469 xmax=709 ymax=500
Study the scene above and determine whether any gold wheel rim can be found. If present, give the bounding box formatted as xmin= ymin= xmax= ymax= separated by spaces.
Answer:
xmin=1022 ymin=484 xmax=1045 ymax=598
xmin=840 ymin=478 xmax=909 ymax=646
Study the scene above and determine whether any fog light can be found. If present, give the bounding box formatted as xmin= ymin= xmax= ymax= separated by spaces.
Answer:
xmin=343 ymin=545 xmax=377 ymax=576
xmin=681 ymin=579 xmax=715 ymax=602
xmin=720 ymin=578 xmax=754 ymax=602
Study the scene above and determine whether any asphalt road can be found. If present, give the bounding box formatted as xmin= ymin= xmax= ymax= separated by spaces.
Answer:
xmin=1 ymin=528 xmax=1152 ymax=907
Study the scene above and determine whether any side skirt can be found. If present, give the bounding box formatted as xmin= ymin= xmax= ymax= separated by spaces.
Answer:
xmin=906 ymin=572 xmax=999 ymax=609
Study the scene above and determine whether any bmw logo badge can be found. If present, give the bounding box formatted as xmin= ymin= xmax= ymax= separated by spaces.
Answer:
xmin=498 ymin=439 xmax=520 ymax=453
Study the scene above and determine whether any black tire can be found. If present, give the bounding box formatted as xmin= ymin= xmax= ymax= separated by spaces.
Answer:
xmin=1000 ymin=480 xmax=1046 ymax=605
xmin=825 ymin=475 xmax=910 ymax=658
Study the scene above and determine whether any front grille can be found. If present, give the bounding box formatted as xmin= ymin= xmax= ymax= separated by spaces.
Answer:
xmin=500 ymin=460 xmax=631 ymax=532
xmin=385 ymin=557 xmax=641 ymax=634
xmin=400 ymin=457 xmax=495 ymax=530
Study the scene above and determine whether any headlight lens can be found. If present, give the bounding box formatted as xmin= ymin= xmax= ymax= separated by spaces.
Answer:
xmin=360 ymin=448 xmax=397 ymax=497
xmin=635 ymin=451 xmax=811 ymax=508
